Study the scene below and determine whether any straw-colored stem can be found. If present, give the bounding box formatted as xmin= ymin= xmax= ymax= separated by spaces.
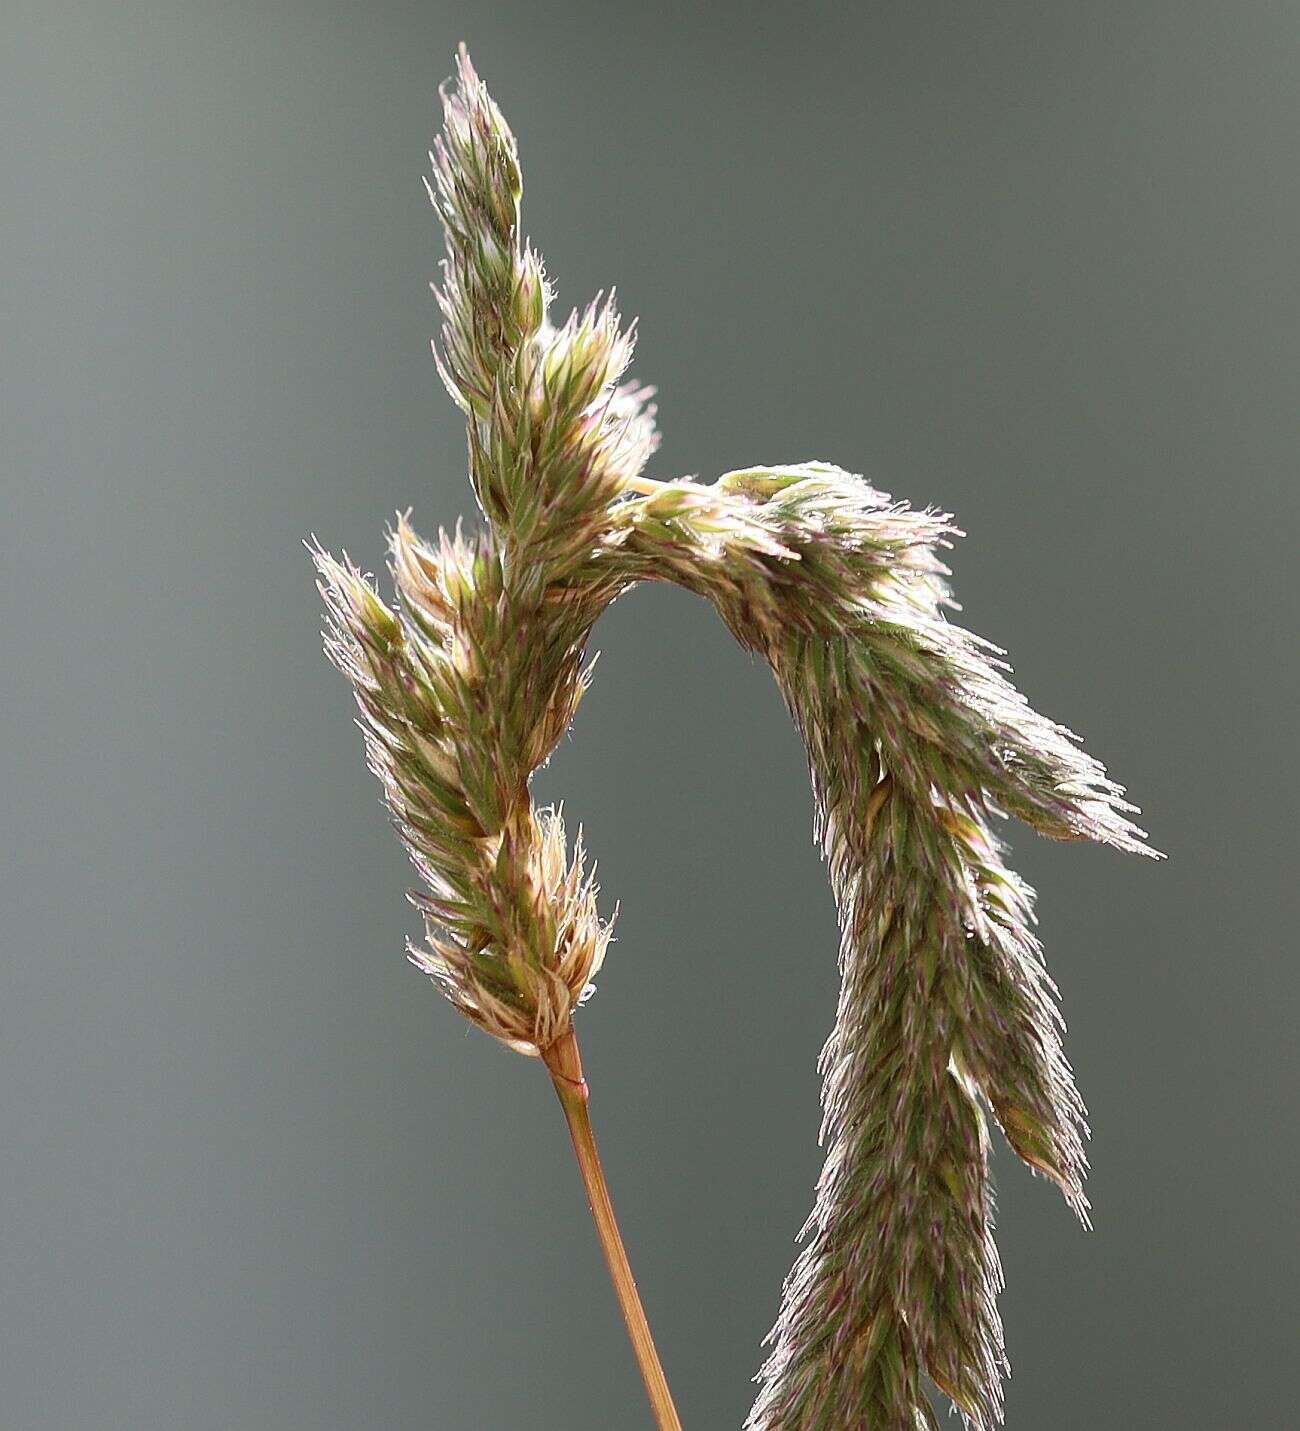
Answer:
xmin=542 ymin=1026 xmax=683 ymax=1431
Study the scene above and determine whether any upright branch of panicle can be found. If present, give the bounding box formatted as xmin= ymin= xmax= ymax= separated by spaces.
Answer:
xmin=314 ymin=48 xmax=682 ymax=1428
xmin=312 ymin=48 xmax=1157 ymax=1431
xmin=315 ymin=50 xmax=660 ymax=1059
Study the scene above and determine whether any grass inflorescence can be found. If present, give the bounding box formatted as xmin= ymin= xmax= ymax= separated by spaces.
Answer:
xmin=312 ymin=48 xmax=1157 ymax=1430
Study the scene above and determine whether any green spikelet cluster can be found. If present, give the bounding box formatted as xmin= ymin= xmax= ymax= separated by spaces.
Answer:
xmin=611 ymin=466 xmax=1155 ymax=1425
xmin=313 ymin=50 xmax=1156 ymax=1427
xmin=313 ymin=50 xmax=655 ymax=1056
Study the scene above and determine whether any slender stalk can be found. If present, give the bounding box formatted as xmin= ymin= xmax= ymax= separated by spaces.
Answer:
xmin=542 ymin=1026 xmax=683 ymax=1431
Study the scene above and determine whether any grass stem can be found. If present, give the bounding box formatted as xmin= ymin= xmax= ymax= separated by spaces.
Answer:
xmin=543 ymin=1027 xmax=683 ymax=1431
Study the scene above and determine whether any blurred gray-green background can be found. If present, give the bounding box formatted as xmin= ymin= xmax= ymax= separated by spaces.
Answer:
xmin=3 ymin=3 xmax=1296 ymax=1427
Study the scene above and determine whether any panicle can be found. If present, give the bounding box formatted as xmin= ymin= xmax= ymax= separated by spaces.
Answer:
xmin=315 ymin=50 xmax=1156 ymax=1428
xmin=315 ymin=40 xmax=653 ymax=1067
